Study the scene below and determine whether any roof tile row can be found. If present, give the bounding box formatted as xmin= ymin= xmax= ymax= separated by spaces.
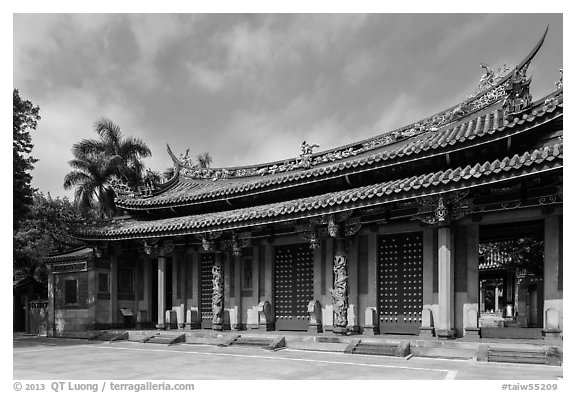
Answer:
xmin=78 ymin=144 xmax=562 ymax=240
xmin=117 ymin=97 xmax=562 ymax=209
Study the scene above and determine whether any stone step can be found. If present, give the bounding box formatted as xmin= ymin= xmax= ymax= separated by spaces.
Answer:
xmin=352 ymin=343 xmax=400 ymax=357
xmin=287 ymin=341 xmax=349 ymax=352
xmin=91 ymin=331 xmax=128 ymax=342
xmin=144 ymin=333 xmax=185 ymax=345
xmin=233 ymin=337 xmax=273 ymax=347
xmin=488 ymin=354 xmax=548 ymax=365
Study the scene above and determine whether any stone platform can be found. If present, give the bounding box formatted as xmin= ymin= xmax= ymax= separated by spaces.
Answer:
xmin=49 ymin=328 xmax=562 ymax=366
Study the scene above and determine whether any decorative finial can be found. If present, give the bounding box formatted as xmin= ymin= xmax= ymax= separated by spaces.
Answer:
xmin=555 ymin=69 xmax=563 ymax=89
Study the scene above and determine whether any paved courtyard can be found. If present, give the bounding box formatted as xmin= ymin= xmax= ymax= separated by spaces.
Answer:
xmin=14 ymin=335 xmax=562 ymax=380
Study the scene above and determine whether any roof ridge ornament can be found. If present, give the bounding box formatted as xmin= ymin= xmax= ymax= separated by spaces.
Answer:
xmin=555 ymin=69 xmax=563 ymax=89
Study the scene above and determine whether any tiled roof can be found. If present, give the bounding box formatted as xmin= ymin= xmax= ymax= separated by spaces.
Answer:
xmin=78 ymin=143 xmax=563 ymax=241
xmin=43 ymin=247 xmax=94 ymax=263
xmin=116 ymin=94 xmax=563 ymax=210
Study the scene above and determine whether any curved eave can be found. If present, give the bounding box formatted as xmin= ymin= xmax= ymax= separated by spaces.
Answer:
xmin=76 ymin=143 xmax=563 ymax=241
xmin=152 ymin=27 xmax=550 ymax=183
xmin=115 ymin=94 xmax=563 ymax=211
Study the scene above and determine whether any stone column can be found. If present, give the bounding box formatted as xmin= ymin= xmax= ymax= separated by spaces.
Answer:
xmin=47 ymin=265 xmax=56 ymax=336
xmin=543 ymin=215 xmax=562 ymax=339
xmin=156 ymin=256 xmax=167 ymax=329
xmin=420 ymin=227 xmax=435 ymax=337
xmin=212 ymin=254 xmax=224 ymax=331
xmin=189 ymin=249 xmax=201 ymax=329
xmin=110 ymin=253 xmax=118 ymax=327
xmin=437 ymin=226 xmax=454 ymax=338
xmin=332 ymin=250 xmax=349 ymax=335
xmin=363 ymin=231 xmax=379 ymax=335
xmin=233 ymin=253 xmax=242 ymax=330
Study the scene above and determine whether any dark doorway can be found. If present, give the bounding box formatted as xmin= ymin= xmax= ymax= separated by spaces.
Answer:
xmin=479 ymin=220 xmax=544 ymax=338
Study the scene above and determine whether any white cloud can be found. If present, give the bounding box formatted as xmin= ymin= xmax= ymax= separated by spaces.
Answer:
xmin=186 ymin=63 xmax=227 ymax=92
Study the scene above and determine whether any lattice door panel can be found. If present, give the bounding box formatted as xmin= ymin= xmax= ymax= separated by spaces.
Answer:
xmin=377 ymin=232 xmax=423 ymax=335
xmin=275 ymin=244 xmax=314 ymax=331
xmin=200 ymin=253 xmax=215 ymax=328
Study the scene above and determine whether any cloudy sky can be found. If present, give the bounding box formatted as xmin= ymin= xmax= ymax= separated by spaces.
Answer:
xmin=13 ymin=13 xmax=563 ymax=199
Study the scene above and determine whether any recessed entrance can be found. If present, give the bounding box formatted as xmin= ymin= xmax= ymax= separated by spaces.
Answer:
xmin=479 ymin=220 xmax=544 ymax=339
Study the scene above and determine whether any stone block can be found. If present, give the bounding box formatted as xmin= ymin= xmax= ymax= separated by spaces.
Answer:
xmin=347 ymin=304 xmax=359 ymax=332
xmin=307 ymin=300 xmax=322 ymax=333
xmin=165 ymin=310 xmax=177 ymax=329
xmin=463 ymin=303 xmax=479 ymax=331
xmin=246 ymin=307 xmax=259 ymax=330
xmin=362 ymin=307 xmax=379 ymax=335
xmin=323 ymin=304 xmax=334 ymax=332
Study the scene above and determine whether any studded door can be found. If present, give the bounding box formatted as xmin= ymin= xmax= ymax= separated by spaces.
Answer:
xmin=200 ymin=253 xmax=215 ymax=329
xmin=377 ymin=232 xmax=423 ymax=335
xmin=274 ymin=244 xmax=314 ymax=331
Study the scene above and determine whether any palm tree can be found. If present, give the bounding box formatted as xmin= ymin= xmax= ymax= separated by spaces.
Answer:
xmin=63 ymin=153 xmax=121 ymax=218
xmin=72 ymin=118 xmax=152 ymax=189
xmin=197 ymin=152 xmax=213 ymax=168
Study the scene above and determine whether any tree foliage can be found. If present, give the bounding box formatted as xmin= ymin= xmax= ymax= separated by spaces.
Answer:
xmin=13 ymin=89 xmax=41 ymax=229
xmin=13 ymin=191 xmax=83 ymax=281
xmin=72 ymin=117 xmax=152 ymax=189
xmin=64 ymin=118 xmax=152 ymax=218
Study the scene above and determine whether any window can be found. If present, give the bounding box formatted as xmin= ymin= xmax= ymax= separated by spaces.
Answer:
xmin=98 ymin=273 xmax=109 ymax=293
xmin=64 ymin=279 xmax=78 ymax=304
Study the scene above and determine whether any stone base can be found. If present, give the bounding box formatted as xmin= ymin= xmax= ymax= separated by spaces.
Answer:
xmin=543 ymin=329 xmax=562 ymax=342
xmin=333 ymin=326 xmax=348 ymax=335
xmin=362 ymin=325 xmax=380 ymax=335
xmin=435 ymin=329 xmax=455 ymax=339
xmin=257 ymin=323 xmax=275 ymax=332
xmin=155 ymin=323 xmax=166 ymax=330
xmin=247 ymin=324 xmax=259 ymax=330
xmin=212 ymin=323 xmax=223 ymax=331
xmin=307 ymin=323 xmax=323 ymax=333
xmin=464 ymin=327 xmax=481 ymax=340
xmin=419 ymin=326 xmax=435 ymax=337
xmin=232 ymin=323 xmax=245 ymax=331
xmin=323 ymin=325 xmax=334 ymax=332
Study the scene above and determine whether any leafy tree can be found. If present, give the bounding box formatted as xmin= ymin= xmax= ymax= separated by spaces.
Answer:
xmin=196 ymin=151 xmax=213 ymax=168
xmin=64 ymin=117 xmax=152 ymax=217
xmin=13 ymin=89 xmax=41 ymax=229
xmin=72 ymin=117 xmax=152 ymax=189
xmin=13 ymin=191 xmax=82 ymax=281
xmin=63 ymin=153 xmax=121 ymax=218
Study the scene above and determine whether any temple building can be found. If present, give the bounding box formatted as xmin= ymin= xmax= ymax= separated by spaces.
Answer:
xmin=45 ymin=28 xmax=562 ymax=342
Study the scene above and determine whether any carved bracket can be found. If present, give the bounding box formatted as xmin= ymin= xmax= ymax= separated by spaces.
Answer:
xmin=414 ymin=190 xmax=473 ymax=225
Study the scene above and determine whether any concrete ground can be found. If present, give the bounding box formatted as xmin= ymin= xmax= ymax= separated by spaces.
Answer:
xmin=13 ymin=335 xmax=562 ymax=380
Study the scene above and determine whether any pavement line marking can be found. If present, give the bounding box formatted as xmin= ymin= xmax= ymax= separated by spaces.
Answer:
xmin=88 ymin=345 xmax=452 ymax=376
xmin=445 ymin=370 xmax=458 ymax=380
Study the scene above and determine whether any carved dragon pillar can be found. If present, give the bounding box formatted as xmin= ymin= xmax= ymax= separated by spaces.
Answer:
xmin=331 ymin=251 xmax=349 ymax=335
xmin=211 ymin=257 xmax=224 ymax=331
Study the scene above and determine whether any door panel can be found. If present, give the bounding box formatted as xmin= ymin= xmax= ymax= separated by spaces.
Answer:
xmin=274 ymin=244 xmax=314 ymax=331
xmin=200 ymin=254 xmax=215 ymax=329
xmin=377 ymin=232 xmax=423 ymax=334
